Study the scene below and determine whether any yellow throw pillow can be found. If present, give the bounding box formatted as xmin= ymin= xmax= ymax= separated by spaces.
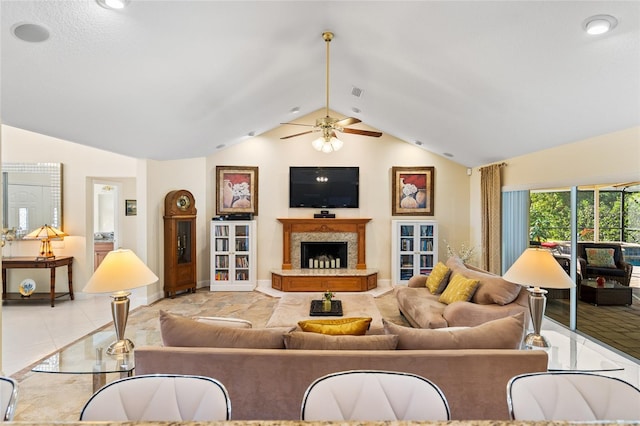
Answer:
xmin=426 ymin=262 xmax=452 ymax=294
xmin=438 ymin=273 xmax=479 ymax=305
xmin=298 ymin=317 xmax=372 ymax=335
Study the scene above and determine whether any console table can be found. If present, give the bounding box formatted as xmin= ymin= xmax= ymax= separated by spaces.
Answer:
xmin=2 ymin=256 xmax=74 ymax=307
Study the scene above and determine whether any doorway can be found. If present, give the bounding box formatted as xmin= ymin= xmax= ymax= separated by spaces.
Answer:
xmin=93 ymin=182 xmax=119 ymax=270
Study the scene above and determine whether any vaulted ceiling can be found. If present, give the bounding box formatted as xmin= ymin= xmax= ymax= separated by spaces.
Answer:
xmin=2 ymin=1 xmax=639 ymax=167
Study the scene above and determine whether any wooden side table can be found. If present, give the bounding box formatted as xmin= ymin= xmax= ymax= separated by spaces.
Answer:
xmin=2 ymin=256 xmax=74 ymax=307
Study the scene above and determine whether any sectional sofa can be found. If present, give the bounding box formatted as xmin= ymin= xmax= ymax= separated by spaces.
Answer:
xmin=395 ymin=257 xmax=530 ymax=328
xmin=134 ymin=310 xmax=548 ymax=420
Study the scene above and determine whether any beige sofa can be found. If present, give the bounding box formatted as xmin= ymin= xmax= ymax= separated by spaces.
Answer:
xmin=395 ymin=257 xmax=529 ymax=328
xmin=135 ymin=346 xmax=547 ymax=420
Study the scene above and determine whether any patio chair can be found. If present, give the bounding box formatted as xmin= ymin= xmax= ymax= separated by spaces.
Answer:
xmin=577 ymin=242 xmax=633 ymax=286
xmin=0 ymin=376 xmax=18 ymax=421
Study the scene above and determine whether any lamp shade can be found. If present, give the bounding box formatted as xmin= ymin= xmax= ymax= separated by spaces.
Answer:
xmin=24 ymin=224 xmax=66 ymax=240
xmin=503 ymin=248 xmax=575 ymax=289
xmin=83 ymin=249 xmax=158 ymax=293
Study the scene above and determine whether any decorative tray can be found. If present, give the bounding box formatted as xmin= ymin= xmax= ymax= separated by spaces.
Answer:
xmin=310 ymin=299 xmax=343 ymax=316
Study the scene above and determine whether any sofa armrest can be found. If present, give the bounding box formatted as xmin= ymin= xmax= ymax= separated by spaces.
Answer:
xmin=407 ymin=275 xmax=428 ymax=288
xmin=443 ymin=300 xmax=528 ymax=328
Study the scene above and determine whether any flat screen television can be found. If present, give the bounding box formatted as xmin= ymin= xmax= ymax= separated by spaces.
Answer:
xmin=289 ymin=166 xmax=359 ymax=208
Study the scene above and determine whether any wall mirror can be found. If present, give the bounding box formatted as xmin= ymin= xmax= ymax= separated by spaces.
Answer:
xmin=2 ymin=163 xmax=63 ymax=240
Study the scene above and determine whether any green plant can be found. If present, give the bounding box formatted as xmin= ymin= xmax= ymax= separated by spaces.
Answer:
xmin=529 ymin=218 xmax=549 ymax=242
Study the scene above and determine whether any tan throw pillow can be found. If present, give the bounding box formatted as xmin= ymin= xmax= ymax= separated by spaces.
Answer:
xmin=585 ymin=248 xmax=616 ymax=268
xmin=425 ymin=262 xmax=452 ymax=294
xmin=438 ymin=273 xmax=479 ymax=304
xmin=159 ymin=310 xmax=290 ymax=348
xmin=446 ymin=256 xmax=521 ymax=305
xmin=383 ymin=313 xmax=525 ymax=350
xmin=284 ymin=332 xmax=398 ymax=350
xmin=298 ymin=317 xmax=372 ymax=335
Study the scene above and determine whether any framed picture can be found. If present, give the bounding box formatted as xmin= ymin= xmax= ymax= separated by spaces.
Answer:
xmin=391 ymin=166 xmax=435 ymax=216
xmin=216 ymin=166 xmax=259 ymax=216
xmin=125 ymin=199 xmax=137 ymax=216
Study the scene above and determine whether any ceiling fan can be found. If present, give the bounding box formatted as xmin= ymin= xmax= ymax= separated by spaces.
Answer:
xmin=280 ymin=31 xmax=382 ymax=152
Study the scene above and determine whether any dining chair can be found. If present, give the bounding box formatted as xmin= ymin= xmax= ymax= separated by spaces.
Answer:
xmin=507 ymin=371 xmax=640 ymax=421
xmin=80 ymin=374 xmax=230 ymax=421
xmin=0 ymin=376 xmax=18 ymax=421
xmin=301 ymin=370 xmax=450 ymax=421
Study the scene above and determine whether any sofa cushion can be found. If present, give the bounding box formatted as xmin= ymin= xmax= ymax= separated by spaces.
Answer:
xmin=159 ymin=310 xmax=290 ymax=348
xmin=438 ymin=273 xmax=479 ymax=304
xmin=298 ymin=317 xmax=372 ymax=335
xmin=446 ymin=256 xmax=521 ymax=305
xmin=426 ymin=261 xmax=452 ymax=294
xmin=394 ymin=287 xmax=449 ymax=328
xmin=283 ymin=332 xmax=398 ymax=350
xmin=193 ymin=316 xmax=252 ymax=328
xmin=383 ymin=312 xmax=525 ymax=350
xmin=585 ymin=248 xmax=616 ymax=268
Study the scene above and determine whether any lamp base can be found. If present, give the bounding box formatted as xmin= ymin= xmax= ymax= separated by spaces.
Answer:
xmin=524 ymin=332 xmax=549 ymax=348
xmin=107 ymin=338 xmax=134 ymax=355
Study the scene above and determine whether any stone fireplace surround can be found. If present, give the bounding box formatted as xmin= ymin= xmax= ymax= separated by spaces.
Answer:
xmin=272 ymin=218 xmax=377 ymax=292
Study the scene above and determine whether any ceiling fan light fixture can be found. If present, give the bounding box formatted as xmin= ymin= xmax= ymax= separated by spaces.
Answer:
xmin=583 ymin=14 xmax=617 ymax=35
xmin=312 ymin=134 xmax=343 ymax=153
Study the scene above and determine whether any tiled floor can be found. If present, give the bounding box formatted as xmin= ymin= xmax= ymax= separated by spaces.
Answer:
xmin=1 ymin=294 xmax=135 ymax=376
xmin=2 ymin=283 xmax=640 ymax=421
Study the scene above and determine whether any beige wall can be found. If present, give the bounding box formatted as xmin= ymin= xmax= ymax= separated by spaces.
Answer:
xmin=468 ymin=126 xmax=640 ymax=264
xmin=1 ymin=111 xmax=471 ymax=298
xmin=206 ymin=110 xmax=471 ymax=283
xmin=1 ymin=126 xmax=138 ymax=293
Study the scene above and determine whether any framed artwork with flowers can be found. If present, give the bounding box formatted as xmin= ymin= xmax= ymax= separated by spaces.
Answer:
xmin=391 ymin=166 xmax=435 ymax=216
xmin=216 ymin=166 xmax=259 ymax=216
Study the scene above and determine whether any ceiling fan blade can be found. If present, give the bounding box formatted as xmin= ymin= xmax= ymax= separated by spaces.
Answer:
xmin=335 ymin=117 xmax=361 ymax=127
xmin=280 ymin=122 xmax=314 ymax=127
xmin=340 ymin=128 xmax=383 ymax=137
xmin=280 ymin=130 xmax=316 ymax=140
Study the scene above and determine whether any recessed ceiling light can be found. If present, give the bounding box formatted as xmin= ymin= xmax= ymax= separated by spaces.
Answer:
xmin=96 ymin=0 xmax=130 ymax=10
xmin=443 ymin=152 xmax=454 ymax=158
xmin=290 ymin=107 xmax=300 ymax=114
xmin=12 ymin=23 xmax=50 ymax=43
xmin=247 ymin=131 xmax=256 ymax=137
xmin=351 ymin=86 xmax=363 ymax=98
xmin=216 ymin=144 xmax=226 ymax=149
xmin=414 ymin=140 xmax=423 ymax=146
xmin=583 ymin=14 xmax=618 ymax=35
xmin=351 ymin=107 xmax=361 ymax=114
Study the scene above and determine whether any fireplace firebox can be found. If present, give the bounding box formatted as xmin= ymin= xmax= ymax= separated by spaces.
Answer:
xmin=301 ymin=242 xmax=347 ymax=269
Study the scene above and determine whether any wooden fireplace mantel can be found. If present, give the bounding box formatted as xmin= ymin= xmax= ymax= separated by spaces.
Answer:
xmin=277 ymin=218 xmax=371 ymax=270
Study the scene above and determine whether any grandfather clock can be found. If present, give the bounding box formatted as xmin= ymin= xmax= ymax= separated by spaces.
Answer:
xmin=163 ymin=190 xmax=197 ymax=298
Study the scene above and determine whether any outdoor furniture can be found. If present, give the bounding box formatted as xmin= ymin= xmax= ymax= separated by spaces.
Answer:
xmin=577 ymin=242 xmax=633 ymax=286
xmin=579 ymin=279 xmax=632 ymax=306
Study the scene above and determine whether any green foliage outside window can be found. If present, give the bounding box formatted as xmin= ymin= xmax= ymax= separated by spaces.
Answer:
xmin=530 ymin=190 xmax=640 ymax=244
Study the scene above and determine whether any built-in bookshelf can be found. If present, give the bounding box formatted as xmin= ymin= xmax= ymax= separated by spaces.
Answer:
xmin=391 ymin=220 xmax=438 ymax=285
xmin=210 ymin=220 xmax=256 ymax=291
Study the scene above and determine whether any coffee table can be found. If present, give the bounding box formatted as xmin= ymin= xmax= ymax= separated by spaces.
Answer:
xmin=266 ymin=293 xmax=384 ymax=334
xmin=32 ymin=330 xmax=154 ymax=392
xmin=579 ymin=279 xmax=632 ymax=306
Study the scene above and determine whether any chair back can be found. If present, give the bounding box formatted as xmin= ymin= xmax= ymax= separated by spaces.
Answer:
xmin=507 ymin=372 xmax=640 ymax=421
xmin=301 ymin=370 xmax=450 ymax=421
xmin=0 ymin=376 xmax=18 ymax=421
xmin=80 ymin=374 xmax=230 ymax=421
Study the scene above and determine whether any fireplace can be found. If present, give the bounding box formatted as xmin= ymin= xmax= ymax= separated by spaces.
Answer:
xmin=301 ymin=241 xmax=347 ymax=269
xmin=277 ymin=218 xmax=371 ymax=270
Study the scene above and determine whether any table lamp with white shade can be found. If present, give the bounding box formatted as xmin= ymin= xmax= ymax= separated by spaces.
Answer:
xmin=83 ymin=249 xmax=158 ymax=355
xmin=503 ymin=247 xmax=576 ymax=348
